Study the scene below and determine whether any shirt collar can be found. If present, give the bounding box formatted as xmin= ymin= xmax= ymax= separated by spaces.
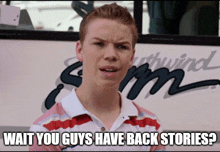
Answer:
xmin=61 ymin=89 xmax=138 ymax=118
xmin=119 ymin=92 xmax=138 ymax=117
xmin=61 ymin=89 xmax=88 ymax=118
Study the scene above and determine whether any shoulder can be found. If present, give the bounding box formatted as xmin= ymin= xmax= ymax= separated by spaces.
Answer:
xmin=30 ymin=103 xmax=70 ymax=132
xmin=125 ymin=101 xmax=162 ymax=132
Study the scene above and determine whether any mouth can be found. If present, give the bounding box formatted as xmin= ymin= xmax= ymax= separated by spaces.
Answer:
xmin=100 ymin=68 xmax=118 ymax=72
xmin=100 ymin=66 xmax=119 ymax=72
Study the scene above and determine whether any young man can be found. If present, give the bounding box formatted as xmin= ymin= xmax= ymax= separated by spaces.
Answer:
xmin=30 ymin=3 xmax=165 ymax=151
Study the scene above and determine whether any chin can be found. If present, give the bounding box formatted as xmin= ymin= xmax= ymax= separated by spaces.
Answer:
xmin=98 ymin=79 xmax=120 ymax=88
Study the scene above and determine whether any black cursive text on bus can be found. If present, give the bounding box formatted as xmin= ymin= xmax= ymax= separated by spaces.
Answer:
xmin=44 ymin=61 xmax=220 ymax=110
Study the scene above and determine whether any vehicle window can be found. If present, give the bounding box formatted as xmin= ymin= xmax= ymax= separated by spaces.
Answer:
xmin=0 ymin=1 xmax=219 ymax=36
xmin=1 ymin=1 xmax=139 ymax=32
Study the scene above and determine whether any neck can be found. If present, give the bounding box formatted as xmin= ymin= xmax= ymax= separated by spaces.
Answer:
xmin=75 ymin=83 xmax=121 ymax=114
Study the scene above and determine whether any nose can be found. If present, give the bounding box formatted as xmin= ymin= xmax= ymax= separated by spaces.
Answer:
xmin=103 ymin=45 xmax=118 ymax=61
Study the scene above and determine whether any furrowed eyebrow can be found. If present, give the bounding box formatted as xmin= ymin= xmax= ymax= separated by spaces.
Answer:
xmin=91 ymin=37 xmax=106 ymax=41
xmin=91 ymin=37 xmax=131 ymax=46
xmin=116 ymin=41 xmax=131 ymax=45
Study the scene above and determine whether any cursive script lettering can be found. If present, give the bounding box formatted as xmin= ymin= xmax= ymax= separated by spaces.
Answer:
xmin=44 ymin=60 xmax=220 ymax=109
xmin=119 ymin=63 xmax=220 ymax=100
xmin=134 ymin=51 xmax=220 ymax=72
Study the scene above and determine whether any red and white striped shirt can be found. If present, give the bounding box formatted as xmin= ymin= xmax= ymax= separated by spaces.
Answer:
xmin=30 ymin=89 xmax=165 ymax=151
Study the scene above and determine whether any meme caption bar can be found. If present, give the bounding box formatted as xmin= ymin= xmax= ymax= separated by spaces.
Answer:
xmin=3 ymin=132 xmax=217 ymax=146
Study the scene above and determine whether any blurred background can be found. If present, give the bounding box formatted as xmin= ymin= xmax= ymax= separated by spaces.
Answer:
xmin=0 ymin=1 xmax=219 ymax=36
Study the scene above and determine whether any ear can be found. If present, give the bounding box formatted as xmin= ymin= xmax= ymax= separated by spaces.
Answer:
xmin=129 ymin=49 xmax=135 ymax=68
xmin=76 ymin=40 xmax=83 ymax=62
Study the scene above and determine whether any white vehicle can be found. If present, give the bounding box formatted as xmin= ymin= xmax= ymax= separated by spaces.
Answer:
xmin=5 ymin=1 xmax=74 ymax=30
xmin=1 ymin=1 xmax=149 ymax=33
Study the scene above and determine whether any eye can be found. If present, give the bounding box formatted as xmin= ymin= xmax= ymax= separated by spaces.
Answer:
xmin=95 ymin=42 xmax=104 ymax=47
xmin=117 ymin=45 xmax=128 ymax=50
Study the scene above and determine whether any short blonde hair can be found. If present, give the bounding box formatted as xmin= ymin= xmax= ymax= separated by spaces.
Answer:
xmin=79 ymin=3 xmax=138 ymax=48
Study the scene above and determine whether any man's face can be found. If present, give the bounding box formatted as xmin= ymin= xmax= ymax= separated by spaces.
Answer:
xmin=76 ymin=18 xmax=135 ymax=88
